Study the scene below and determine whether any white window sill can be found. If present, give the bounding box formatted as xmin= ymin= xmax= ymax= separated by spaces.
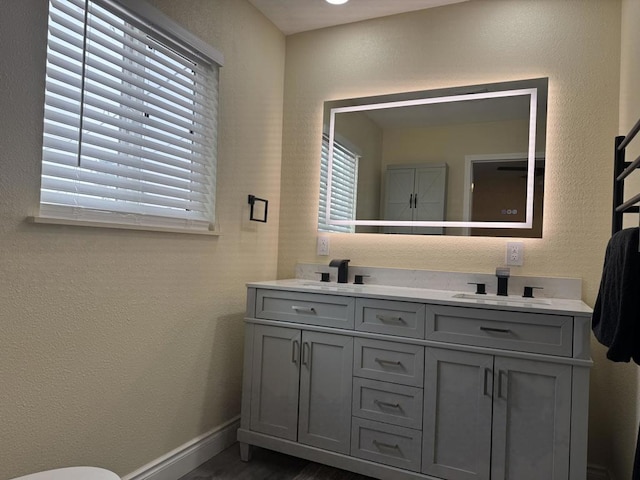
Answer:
xmin=27 ymin=216 xmax=221 ymax=236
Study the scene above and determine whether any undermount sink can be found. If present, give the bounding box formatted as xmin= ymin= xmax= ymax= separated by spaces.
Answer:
xmin=452 ymin=292 xmax=552 ymax=305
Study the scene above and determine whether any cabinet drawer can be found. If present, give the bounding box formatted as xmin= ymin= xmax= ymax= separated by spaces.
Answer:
xmin=355 ymin=298 xmax=425 ymax=339
xmin=354 ymin=338 xmax=425 ymax=387
xmin=351 ymin=417 xmax=422 ymax=472
xmin=353 ymin=377 xmax=423 ymax=429
xmin=426 ymin=305 xmax=573 ymax=357
xmin=255 ymin=289 xmax=355 ymax=329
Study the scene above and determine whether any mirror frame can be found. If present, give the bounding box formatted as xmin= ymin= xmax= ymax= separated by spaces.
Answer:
xmin=323 ymin=82 xmax=544 ymax=231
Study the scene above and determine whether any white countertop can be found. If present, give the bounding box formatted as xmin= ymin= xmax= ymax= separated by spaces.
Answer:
xmin=247 ymin=278 xmax=593 ymax=317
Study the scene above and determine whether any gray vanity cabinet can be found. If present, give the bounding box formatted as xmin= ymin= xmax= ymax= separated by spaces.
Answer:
xmin=239 ymin=284 xmax=591 ymax=480
xmin=249 ymin=324 xmax=353 ymax=454
xmin=423 ymin=349 xmax=572 ymax=480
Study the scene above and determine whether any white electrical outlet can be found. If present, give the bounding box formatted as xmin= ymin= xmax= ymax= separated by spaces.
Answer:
xmin=506 ymin=242 xmax=524 ymax=266
xmin=317 ymin=236 xmax=330 ymax=256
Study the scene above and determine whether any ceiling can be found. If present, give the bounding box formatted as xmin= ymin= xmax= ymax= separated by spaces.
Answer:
xmin=247 ymin=0 xmax=468 ymax=36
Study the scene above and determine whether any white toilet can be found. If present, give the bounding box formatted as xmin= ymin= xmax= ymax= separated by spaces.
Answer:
xmin=11 ymin=467 xmax=120 ymax=480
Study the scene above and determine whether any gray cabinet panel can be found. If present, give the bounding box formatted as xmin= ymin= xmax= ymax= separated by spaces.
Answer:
xmin=423 ymin=348 xmax=493 ymax=480
xmin=491 ymin=357 xmax=571 ymax=480
xmin=250 ymin=325 xmax=301 ymax=440
xmin=351 ymin=417 xmax=422 ymax=472
xmin=353 ymin=377 xmax=423 ymax=429
xmin=256 ymin=289 xmax=355 ymax=329
xmin=354 ymin=338 xmax=425 ymax=387
xmin=299 ymin=331 xmax=353 ymax=454
xmin=355 ymin=298 xmax=426 ymax=339
xmin=426 ymin=305 xmax=573 ymax=357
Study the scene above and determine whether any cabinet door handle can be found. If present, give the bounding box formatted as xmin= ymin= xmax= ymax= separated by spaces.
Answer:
xmin=374 ymin=358 xmax=402 ymax=367
xmin=498 ymin=370 xmax=508 ymax=399
xmin=480 ymin=326 xmax=512 ymax=334
xmin=373 ymin=440 xmax=400 ymax=451
xmin=413 ymin=194 xmax=417 ymax=208
xmin=483 ymin=367 xmax=491 ymax=397
xmin=302 ymin=341 xmax=311 ymax=368
xmin=292 ymin=305 xmax=315 ymax=314
xmin=375 ymin=314 xmax=406 ymax=324
xmin=291 ymin=340 xmax=299 ymax=364
xmin=374 ymin=399 xmax=401 ymax=409
xmin=409 ymin=194 xmax=413 ymax=207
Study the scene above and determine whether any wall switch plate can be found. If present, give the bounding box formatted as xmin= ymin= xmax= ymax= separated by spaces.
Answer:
xmin=506 ymin=242 xmax=524 ymax=266
xmin=317 ymin=236 xmax=330 ymax=256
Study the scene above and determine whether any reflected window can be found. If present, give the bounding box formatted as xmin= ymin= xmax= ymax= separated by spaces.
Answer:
xmin=319 ymin=134 xmax=359 ymax=233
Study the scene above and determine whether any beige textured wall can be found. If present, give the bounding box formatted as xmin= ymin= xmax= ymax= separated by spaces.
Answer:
xmin=279 ymin=0 xmax=621 ymax=468
xmin=0 ymin=0 xmax=284 ymax=478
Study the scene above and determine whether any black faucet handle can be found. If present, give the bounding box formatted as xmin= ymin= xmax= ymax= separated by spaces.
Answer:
xmin=467 ymin=282 xmax=486 ymax=294
xmin=354 ymin=274 xmax=369 ymax=285
xmin=523 ymin=286 xmax=543 ymax=298
xmin=315 ymin=272 xmax=330 ymax=282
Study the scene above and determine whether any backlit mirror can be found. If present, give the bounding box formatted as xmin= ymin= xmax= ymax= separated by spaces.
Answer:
xmin=318 ymin=78 xmax=547 ymax=236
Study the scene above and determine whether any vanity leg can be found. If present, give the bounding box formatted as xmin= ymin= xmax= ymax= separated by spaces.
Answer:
xmin=239 ymin=442 xmax=253 ymax=462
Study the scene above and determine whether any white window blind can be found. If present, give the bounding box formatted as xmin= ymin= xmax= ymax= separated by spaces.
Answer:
xmin=39 ymin=0 xmax=221 ymax=232
xmin=318 ymin=134 xmax=359 ymax=233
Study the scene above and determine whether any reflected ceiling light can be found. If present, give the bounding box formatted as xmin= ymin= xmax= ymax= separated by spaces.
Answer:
xmin=326 ymin=0 xmax=349 ymax=4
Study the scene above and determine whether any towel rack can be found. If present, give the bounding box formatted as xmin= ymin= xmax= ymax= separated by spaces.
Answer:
xmin=612 ymin=116 xmax=640 ymax=237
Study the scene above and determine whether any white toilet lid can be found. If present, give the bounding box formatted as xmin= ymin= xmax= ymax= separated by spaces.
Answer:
xmin=12 ymin=467 xmax=120 ymax=480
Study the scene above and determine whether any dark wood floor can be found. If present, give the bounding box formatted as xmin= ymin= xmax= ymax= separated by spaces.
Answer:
xmin=178 ymin=444 xmax=373 ymax=480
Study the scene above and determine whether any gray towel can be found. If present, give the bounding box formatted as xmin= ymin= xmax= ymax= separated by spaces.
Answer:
xmin=592 ymin=227 xmax=640 ymax=363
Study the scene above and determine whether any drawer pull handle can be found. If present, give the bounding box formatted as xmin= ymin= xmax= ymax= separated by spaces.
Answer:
xmin=373 ymin=440 xmax=401 ymax=451
xmin=292 ymin=306 xmax=316 ymax=314
xmin=375 ymin=314 xmax=406 ymax=324
xmin=374 ymin=399 xmax=401 ymax=409
xmin=479 ymin=326 xmax=512 ymax=334
xmin=374 ymin=358 xmax=403 ymax=367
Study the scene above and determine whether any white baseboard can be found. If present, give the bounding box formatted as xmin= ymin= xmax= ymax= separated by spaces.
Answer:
xmin=587 ymin=464 xmax=613 ymax=480
xmin=122 ymin=416 xmax=240 ymax=480
xmin=121 ymin=421 xmax=610 ymax=480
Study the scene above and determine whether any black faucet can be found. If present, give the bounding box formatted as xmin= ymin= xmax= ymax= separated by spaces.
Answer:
xmin=329 ymin=259 xmax=350 ymax=283
xmin=496 ymin=267 xmax=510 ymax=296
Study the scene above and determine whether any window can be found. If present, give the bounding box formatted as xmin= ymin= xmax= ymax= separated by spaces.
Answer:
xmin=318 ymin=134 xmax=359 ymax=233
xmin=38 ymin=0 xmax=223 ymax=232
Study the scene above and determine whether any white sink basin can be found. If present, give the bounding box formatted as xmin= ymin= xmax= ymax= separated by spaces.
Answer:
xmin=452 ymin=293 xmax=551 ymax=305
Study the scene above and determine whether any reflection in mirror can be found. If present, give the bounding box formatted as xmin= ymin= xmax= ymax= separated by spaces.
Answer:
xmin=317 ymin=78 xmax=547 ymax=237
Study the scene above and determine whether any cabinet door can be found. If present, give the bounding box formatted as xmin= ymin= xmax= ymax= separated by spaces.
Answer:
xmin=298 ymin=331 xmax=353 ymax=454
xmin=384 ymin=168 xmax=414 ymax=234
xmin=413 ymin=166 xmax=447 ymax=235
xmin=491 ymin=357 xmax=571 ymax=480
xmin=249 ymin=325 xmax=301 ymax=441
xmin=422 ymin=348 xmax=493 ymax=480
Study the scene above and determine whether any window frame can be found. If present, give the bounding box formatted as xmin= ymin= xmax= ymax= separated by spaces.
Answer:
xmin=33 ymin=0 xmax=224 ymax=235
